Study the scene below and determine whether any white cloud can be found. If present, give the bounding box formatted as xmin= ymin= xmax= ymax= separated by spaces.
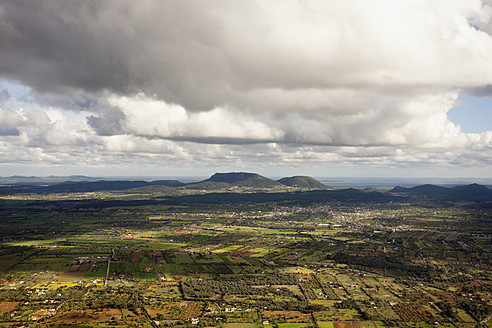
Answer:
xmin=102 ymin=94 xmax=284 ymax=143
xmin=0 ymin=107 xmax=23 ymax=127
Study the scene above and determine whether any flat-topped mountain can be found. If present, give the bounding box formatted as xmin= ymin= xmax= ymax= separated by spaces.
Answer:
xmin=277 ymin=176 xmax=326 ymax=189
xmin=187 ymin=172 xmax=282 ymax=189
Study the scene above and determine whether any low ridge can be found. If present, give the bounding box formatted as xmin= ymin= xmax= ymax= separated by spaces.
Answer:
xmin=39 ymin=179 xmax=185 ymax=193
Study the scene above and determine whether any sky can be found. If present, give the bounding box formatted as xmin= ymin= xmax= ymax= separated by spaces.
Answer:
xmin=0 ymin=0 xmax=492 ymax=178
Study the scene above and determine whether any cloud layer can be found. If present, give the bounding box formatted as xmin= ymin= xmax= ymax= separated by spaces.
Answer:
xmin=0 ymin=0 xmax=491 ymax=176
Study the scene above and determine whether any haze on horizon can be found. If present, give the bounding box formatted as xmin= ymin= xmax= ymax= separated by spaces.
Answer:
xmin=0 ymin=0 xmax=492 ymax=178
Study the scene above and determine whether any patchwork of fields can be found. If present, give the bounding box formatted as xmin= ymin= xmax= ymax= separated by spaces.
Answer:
xmin=0 ymin=191 xmax=490 ymax=327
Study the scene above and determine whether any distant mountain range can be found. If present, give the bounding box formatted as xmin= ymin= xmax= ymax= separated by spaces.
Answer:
xmin=0 ymin=172 xmax=327 ymax=193
xmin=0 ymin=172 xmax=491 ymax=204
xmin=0 ymin=175 xmax=101 ymax=185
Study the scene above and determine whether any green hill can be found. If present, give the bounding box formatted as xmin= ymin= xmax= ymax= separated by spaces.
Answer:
xmin=390 ymin=183 xmax=492 ymax=201
xmin=277 ymin=176 xmax=326 ymax=189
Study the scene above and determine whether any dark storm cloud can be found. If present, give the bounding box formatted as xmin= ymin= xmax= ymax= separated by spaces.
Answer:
xmin=0 ymin=1 xmax=131 ymax=95
xmin=3 ymin=0 xmax=490 ymax=115
xmin=0 ymin=0 xmax=232 ymax=111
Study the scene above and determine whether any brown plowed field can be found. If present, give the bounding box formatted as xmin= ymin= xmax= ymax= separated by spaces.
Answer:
xmin=48 ymin=309 xmax=124 ymax=324
xmin=229 ymin=250 xmax=257 ymax=257
xmin=392 ymin=302 xmax=432 ymax=322
xmin=0 ymin=302 xmax=20 ymax=311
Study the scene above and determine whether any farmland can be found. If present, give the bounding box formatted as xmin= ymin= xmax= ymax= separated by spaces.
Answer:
xmin=0 ymin=180 xmax=490 ymax=327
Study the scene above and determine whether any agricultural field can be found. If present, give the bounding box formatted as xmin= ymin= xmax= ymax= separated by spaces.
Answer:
xmin=0 ymin=184 xmax=490 ymax=327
